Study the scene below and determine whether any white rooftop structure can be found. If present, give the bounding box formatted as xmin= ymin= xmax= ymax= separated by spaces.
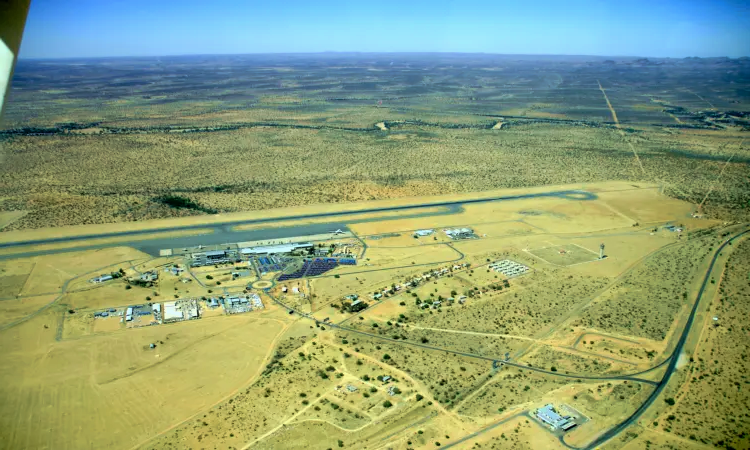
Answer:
xmin=240 ymin=243 xmax=312 ymax=255
xmin=163 ymin=301 xmax=182 ymax=321
xmin=415 ymin=229 xmax=434 ymax=236
xmin=491 ymin=259 xmax=529 ymax=277
xmin=91 ymin=274 xmax=113 ymax=283
xmin=536 ymin=404 xmax=574 ymax=430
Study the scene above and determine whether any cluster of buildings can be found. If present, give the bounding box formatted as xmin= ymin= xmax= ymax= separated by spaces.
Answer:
xmin=443 ymin=227 xmax=477 ymax=240
xmin=191 ymin=243 xmax=315 ymax=267
xmin=534 ymin=404 xmax=578 ymax=432
xmin=490 ymin=259 xmax=529 ymax=277
xmin=92 ymin=293 xmax=265 ymax=331
xmin=125 ymin=305 xmax=154 ymax=323
xmin=421 ymin=294 xmax=467 ymax=310
xmin=93 ymin=309 xmax=115 ymax=318
xmin=223 ymin=293 xmax=263 ymax=314
xmin=408 ymin=262 xmax=471 ymax=286
xmin=127 ymin=270 xmax=159 ymax=287
xmin=163 ymin=299 xmax=200 ymax=323
xmin=190 ymin=249 xmax=240 ymax=267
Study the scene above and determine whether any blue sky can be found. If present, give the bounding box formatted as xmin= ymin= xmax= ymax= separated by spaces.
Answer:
xmin=18 ymin=0 xmax=750 ymax=59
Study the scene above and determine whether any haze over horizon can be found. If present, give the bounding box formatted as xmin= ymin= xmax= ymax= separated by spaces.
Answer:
xmin=18 ymin=0 xmax=750 ymax=59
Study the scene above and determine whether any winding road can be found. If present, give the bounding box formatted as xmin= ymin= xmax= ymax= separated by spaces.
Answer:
xmin=575 ymin=227 xmax=749 ymax=450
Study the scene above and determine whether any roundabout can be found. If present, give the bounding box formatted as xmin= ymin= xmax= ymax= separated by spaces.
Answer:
xmin=252 ymin=280 xmax=274 ymax=290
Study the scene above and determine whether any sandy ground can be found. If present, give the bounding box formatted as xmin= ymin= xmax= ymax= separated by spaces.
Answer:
xmin=0 ymin=312 xmax=286 ymax=450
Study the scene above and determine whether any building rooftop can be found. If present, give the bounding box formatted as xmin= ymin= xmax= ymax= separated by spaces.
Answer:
xmin=240 ymin=243 xmax=312 ymax=255
xmin=536 ymin=404 xmax=568 ymax=428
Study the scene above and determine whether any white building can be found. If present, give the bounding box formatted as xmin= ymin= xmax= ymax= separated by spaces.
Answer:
xmin=240 ymin=243 xmax=313 ymax=256
xmin=163 ymin=302 xmax=183 ymax=321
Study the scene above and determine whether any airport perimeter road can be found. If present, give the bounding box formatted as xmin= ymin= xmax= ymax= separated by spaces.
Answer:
xmin=0 ymin=189 xmax=596 ymax=253
xmin=440 ymin=412 xmax=527 ymax=449
xmin=577 ymin=227 xmax=750 ymax=450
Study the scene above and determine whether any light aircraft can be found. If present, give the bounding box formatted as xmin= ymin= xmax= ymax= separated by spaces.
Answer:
xmin=331 ymin=229 xmax=345 ymax=235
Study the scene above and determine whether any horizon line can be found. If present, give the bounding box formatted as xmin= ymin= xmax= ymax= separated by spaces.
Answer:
xmin=17 ymin=51 xmax=749 ymax=62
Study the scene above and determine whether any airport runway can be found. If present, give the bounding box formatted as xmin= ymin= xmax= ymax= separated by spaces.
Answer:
xmin=0 ymin=189 xmax=597 ymax=260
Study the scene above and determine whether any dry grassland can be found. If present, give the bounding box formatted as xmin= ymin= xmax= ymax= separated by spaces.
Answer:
xmin=251 ymin=421 xmax=352 ymax=450
xmin=645 ymin=239 xmax=750 ymax=449
xmin=451 ymin=415 xmax=567 ymax=450
xmin=528 ymin=243 xmax=600 ymax=266
xmin=0 ymin=294 xmax=58 ymax=327
xmin=577 ymin=239 xmax=714 ymax=340
xmin=595 ymin=188 xmax=695 ymax=224
xmin=411 ymin=273 xmax=609 ymax=337
xmin=564 ymin=381 xmax=655 ymax=447
xmin=618 ymin=430 xmax=709 ymax=450
xmin=561 ymin=234 xmax=677 ymax=278
xmin=520 ymin=199 xmax=634 ymax=233
xmin=0 ymin=311 xmax=284 ymax=450
xmin=357 ymin=244 xmax=461 ymax=268
xmin=3 ymin=117 xmax=747 ymax=231
xmin=520 ymin=346 xmax=636 ymax=376
xmin=143 ymin=337 xmax=381 ymax=449
xmin=456 ymin=370 xmax=571 ymax=418
xmin=576 ymin=336 xmax=663 ymax=365
xmin=0 ymin=259 xmax=35 ymax=297
xmin=16 ymin=247 xmax=149 ymax=297
xmin=348 ymin=319 xmax=529 ymax=359
xmin=337 ymin=331 xmax=492 ymax=407
xmin=291 ymin=393 xmax=372 ymax=431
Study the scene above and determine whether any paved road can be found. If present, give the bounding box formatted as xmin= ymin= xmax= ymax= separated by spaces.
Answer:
xmin=0 ymin=190 xmax=596 ymax=259
xmin=440 ymin=412 xmax=527 ymax=449
xmin=577 ymin=227 xmax=750 ymax=450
